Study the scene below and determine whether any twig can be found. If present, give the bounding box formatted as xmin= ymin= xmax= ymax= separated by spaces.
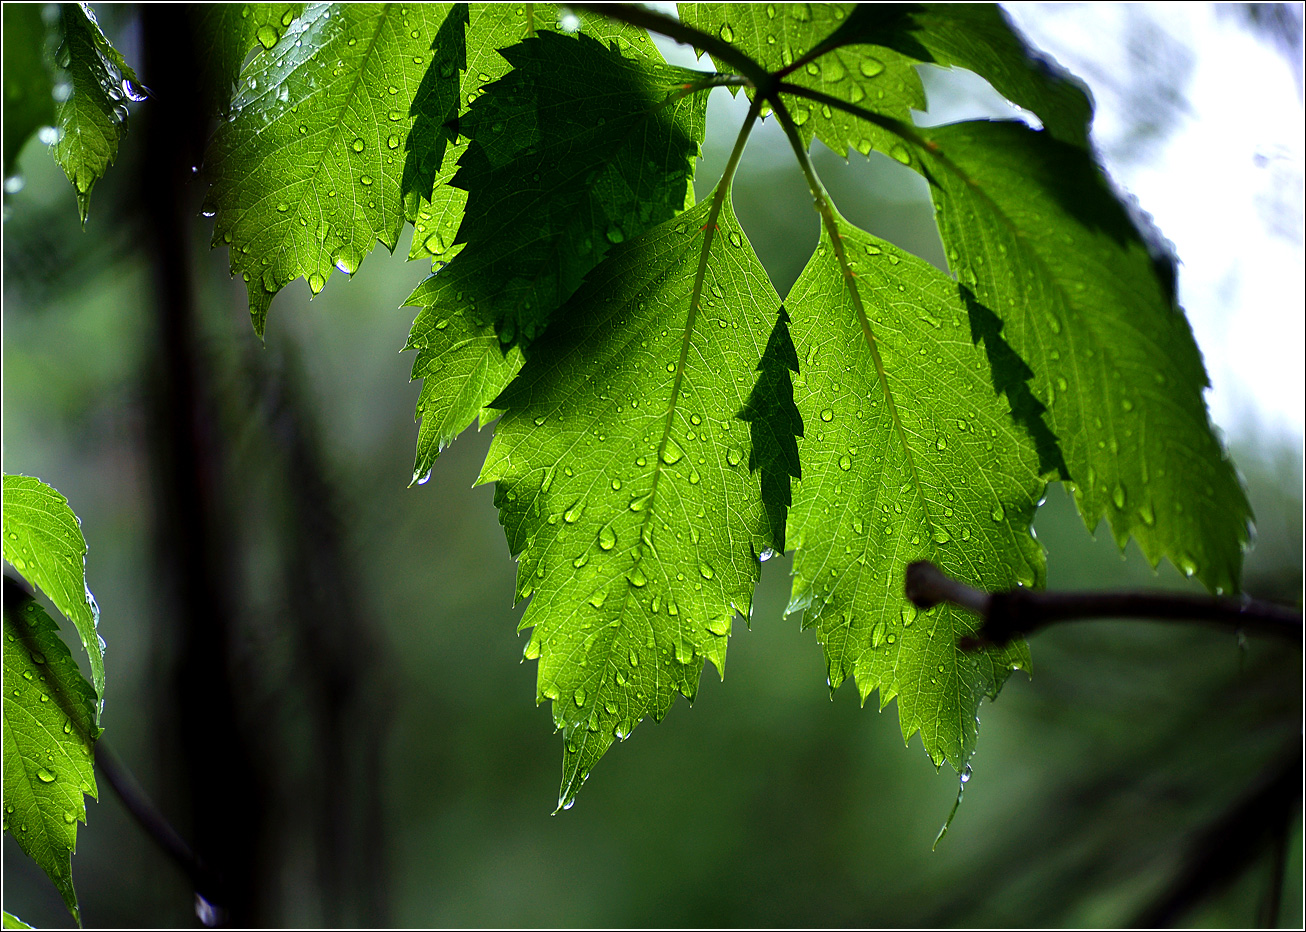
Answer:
xmin=904 ymin=560 xmax=1303 ymax=649
xmin=93 ymin=742 xmax=227 ymax=924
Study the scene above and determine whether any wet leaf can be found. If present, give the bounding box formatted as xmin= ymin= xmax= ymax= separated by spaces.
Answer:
xmin=785 ymin=215 xmax=1042 ymax=768
xmin=2 ymin=581 xmax=100 ymax=925
xmin=479 ymin=194 xmax=778 ymax=808
xmin=202 ymin=3 xmax=448 ymax=335
xmin=2 ymin=475 xmax=104 ymax=709
xmin=49 ymin=3 xmax=146 ymax=224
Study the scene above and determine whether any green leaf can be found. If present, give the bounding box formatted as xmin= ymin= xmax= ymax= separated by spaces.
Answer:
xmin=815 ymin=3 xmax=1093 ymax=148
xmin=202 ymin=2 xmax=449 ymax=335
xmin=443 ymin=30 xmax=708 ymax=344
xmin=785 ymin=215 xmax=1043 ymax=768
xmin=195 ymin=4 xmax=304 ymax=114
xmin=922 ymin=121 xmax=1251 ymax=593
xmin=403 ymin=278 xmax=524 ymax=484
xmin=2 ymin=4 xmax=56 ymax=179
xmin=405 ymin=17 xmax=700 ymax=477
xmin=678 ymin=2 xmax=925 ymax=158
xmin=407 ymin=3 xmax=665 ymax=263
xmin=3 ymin=580 xmax=100 ymax=925
xmin=2 ymin=475 xmax=105 ymax=709
xmin=50 ymin=2 xmax=147 ymax=224
xmin=738 ymin=305 xmax=803 ymax=554
xmin=478 ymin=194 xmax=778 ymax=808
xmin=2 ymin=911 xmax=36 ymax=930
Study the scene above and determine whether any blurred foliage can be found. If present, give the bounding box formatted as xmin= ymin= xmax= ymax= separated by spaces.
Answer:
xmin=2 ymin=4 xmax=1302 ymax=928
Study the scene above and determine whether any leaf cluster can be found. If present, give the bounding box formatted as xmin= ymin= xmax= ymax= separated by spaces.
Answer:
xmin=3 ymin=0 xmax=1251 ymax=856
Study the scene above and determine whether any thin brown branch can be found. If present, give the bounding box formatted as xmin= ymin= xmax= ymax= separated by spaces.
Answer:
xmin=569 ymin=2 xmax=772 ymax=87
xmin=904 ymin=560 xmax=1303 ymax=649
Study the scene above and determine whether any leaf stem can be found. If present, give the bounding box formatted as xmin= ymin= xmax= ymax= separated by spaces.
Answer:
xmin=904 ymin=560 xmax=1304 ymax=647
xmin=766 ymin=92 xmax=938 ymax=536
xmin=569 ymin=2 xmax=771 ymax=88
xmin=647 ymin=94 xmax=766 ymax=538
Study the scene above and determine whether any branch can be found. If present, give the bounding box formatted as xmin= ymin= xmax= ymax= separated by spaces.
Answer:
xmin=568 ymin=2 xmax=772 ymax=87
xmin=904 ymin=560 xmax=1303 ymax=649
xmin=93 ymin=741 xmax=227 ymax=924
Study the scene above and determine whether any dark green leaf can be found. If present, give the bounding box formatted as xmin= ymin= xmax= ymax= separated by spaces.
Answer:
xmin=405 ymin=15 xmax=697 ymax=478
xmin=738 ymin=305 xmax=803 ymax=554
xmin=3 ymin=580 xmax=100 ymax=925
xmin=479 ymin=195 xmax=778 ymax=808
xmin=401 ymin=2 xmax=468 ymax=217
xmin=2 ymin=4 xmax=56 ymax=179
xmin=408 ymin=3 xmax=665 ymax=263
xmin=50 ymin=3 xmax=146 ymax=224
xmin=817 ymin=3 xmax=1093 ymax=148
xmin=445 ymin=29 xmax=708 ymax=344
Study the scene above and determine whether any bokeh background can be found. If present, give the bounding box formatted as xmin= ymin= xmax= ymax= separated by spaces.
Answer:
xmin=3 ymin=3 xmax=1302 ymax=927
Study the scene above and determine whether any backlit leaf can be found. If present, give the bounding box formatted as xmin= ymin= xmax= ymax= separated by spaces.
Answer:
xmin=202 ymin=2 xmax=449 ymax=335
xmin=2 ymin=580 xmax=100 ymax=925
xmin=479 ymin=195 xmax=778 ymax=808
xmin=2 ymin=475 xmax=105 ymax=709
xmin=922 ymin=120 xmax=1251 ymax=593
xmin=785 ymin=214 xmax=1042 ymax=767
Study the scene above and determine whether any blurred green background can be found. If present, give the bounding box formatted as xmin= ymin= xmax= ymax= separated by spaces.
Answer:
xmin=3 ymin=4 xmax=1302 ymax=928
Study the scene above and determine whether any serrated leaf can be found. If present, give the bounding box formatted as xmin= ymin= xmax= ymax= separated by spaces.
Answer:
xmin=479 ymin=195 xmax=778 ymax=808
xmin=815 ymin=3 xmax=1093 ymax=148
xmin=2 ymin=475 xmax=104 ymax=710
xmin=3 ymin=580 xmax=100 ymax=925
xmin=196 ymin=4 xmax=304 ymax=114
xmin=678 ymin=2 xmax=925 ymax=158
xmin=922 ymin=121 xmax=1251 ymax=593
xmin=2 ymin=911 xmax=36 ymax=930
xmin=785 ymin=215 xmax=1043 ymax=768
xmin=407 ymin=3 xmax=665 ymax=262
xmin=444 ymin=29 xmax=707 ymax=343
xmin=202 ymin=2 xmax=448 ymax=335
xmin=405 ymin=18 xmax=702 ymax=476
xmin=403 ymin=276 xmax=524 ymax=483
xmin=2 ymin=4 xmax=56 ymax=179
xmin=49 ymin=3 xmax=146 ymax=224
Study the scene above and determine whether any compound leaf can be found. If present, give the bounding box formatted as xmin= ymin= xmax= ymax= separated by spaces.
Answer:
xmin=203 ymin=2 xmax=449 ymax=335
xmin=678 ymin=2 xmax=925 ymax=158
xmin=50 ymin=2 xmax=147 ymax=224
xmin=785 ymin=215 xmax=1043 ymax=768
xmin=2 ymin=475 xmax=104 ymax=709
xmin=478 ymin=195 xmax=778 ymax=808
xmin=923 ymin=121 xmax=1251 ymax=593
xmin=3 ymin=580 xmax=100 ymax=925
